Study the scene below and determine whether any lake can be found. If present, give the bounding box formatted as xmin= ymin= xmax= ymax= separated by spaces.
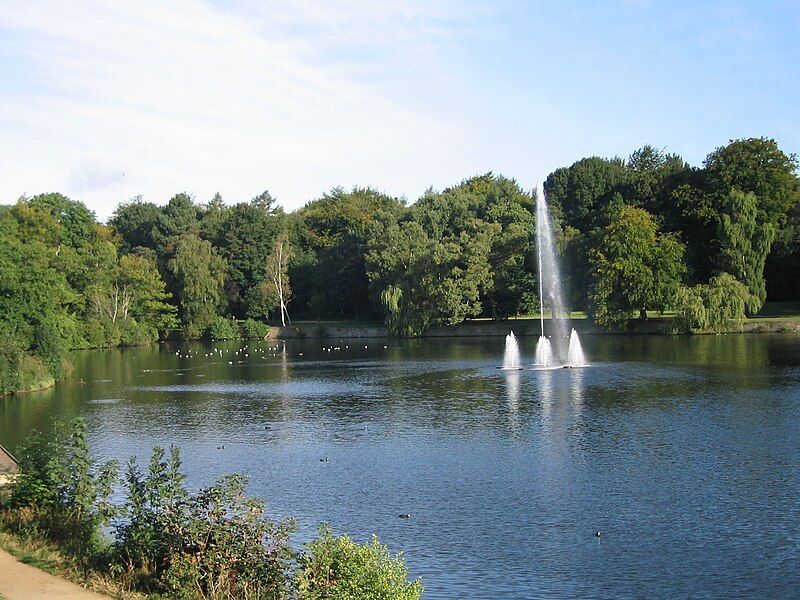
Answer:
xmin=2 ymin=333 xmax=800 ymax=599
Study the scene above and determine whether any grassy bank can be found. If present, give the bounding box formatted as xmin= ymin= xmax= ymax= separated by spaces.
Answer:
xmin=264 ymin=304 xmax=800 ymax=339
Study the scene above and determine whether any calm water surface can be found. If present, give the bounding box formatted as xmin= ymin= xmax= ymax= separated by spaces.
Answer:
xmin=2 ymin=334 xmax=800 ymax=599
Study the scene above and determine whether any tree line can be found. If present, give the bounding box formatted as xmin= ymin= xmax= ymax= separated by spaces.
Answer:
xmin=1 ymin=137 xmax=798 ymax=392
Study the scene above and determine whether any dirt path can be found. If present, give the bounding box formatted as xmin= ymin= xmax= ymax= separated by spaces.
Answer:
xmin=0 ymin=548 xmax=110 ymax=599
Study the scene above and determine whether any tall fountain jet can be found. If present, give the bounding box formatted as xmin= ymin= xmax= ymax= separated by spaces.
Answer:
xmin=534 ymin=183 xmax=587 ymax=367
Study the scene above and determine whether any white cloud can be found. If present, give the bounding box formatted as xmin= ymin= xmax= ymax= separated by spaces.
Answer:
xmin=0 ymin=0 xmax=487 ymax=219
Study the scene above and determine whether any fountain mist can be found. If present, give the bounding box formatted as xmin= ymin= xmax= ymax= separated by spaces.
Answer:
xmin=502 ymin=331 xmax=522 ymax=369
xmin=534 ymin=336 xmax=554 ymax=367
xmin=567 ymin=328 xmax=587 ymax=367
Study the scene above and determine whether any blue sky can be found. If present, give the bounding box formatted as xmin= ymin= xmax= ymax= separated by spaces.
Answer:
xmin=0 ymin=1 xmax=798 ymax=220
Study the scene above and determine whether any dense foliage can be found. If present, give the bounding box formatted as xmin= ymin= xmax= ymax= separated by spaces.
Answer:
xmin=297 ymin=525 xmax=423 ymax=600
xmin=0 ymin=419 xmax=422 ymax=600
xmin=2 ymin=137 xmax=798 ymax=391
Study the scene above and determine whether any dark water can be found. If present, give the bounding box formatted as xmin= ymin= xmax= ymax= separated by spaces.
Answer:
xmin=2 ymin=334 xmax=800 ymax=599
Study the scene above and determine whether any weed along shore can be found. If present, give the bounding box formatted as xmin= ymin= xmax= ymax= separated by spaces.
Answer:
xmin=0 ymin=419 xmax=423 ymax=599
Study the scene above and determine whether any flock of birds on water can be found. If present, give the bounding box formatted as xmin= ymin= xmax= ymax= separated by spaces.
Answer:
xmin=171 ymin=343 xmax=389 ymax=361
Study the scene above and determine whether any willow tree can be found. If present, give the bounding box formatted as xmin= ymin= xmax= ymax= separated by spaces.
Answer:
xmin=717 ymin=189 xmax=775 ymax=313
xmin=166 ymin=233 xmax=227 ymax=338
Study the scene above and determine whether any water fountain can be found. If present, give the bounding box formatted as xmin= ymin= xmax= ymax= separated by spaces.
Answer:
xmin=497 ymin=184 xmax=588 ymax=370
xmin=566 ymin=328 xmax=587 ymax=367
xmin=534 ymin=336 xmax=554 ymax=367
xmin=501 ymin=331 xmax=522 ymax=370
xmin=534 ymin=183 xmax=570 ymax=364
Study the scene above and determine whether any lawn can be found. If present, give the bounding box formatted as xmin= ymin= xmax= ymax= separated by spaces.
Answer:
xmin=752 ymin=302 xmax=800 ymax=321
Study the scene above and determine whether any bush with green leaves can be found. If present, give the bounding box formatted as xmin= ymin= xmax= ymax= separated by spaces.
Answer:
xmin=673 ymin=272 xmax=753 ymax=333
xmin=6 ymin=418 xmax=118 ymax=565
xmin=297 ymin=525 xmax=423 ymax=600
xmin=241 ymin=318 xmax=271 ymax=340
xmin=112 ymin=447 xmax=296 ymax=598
xmin=208 ymin=316 xmax=240 ymax=340
xmin=118 ymin=317 xmax=156 ymax=346
xmin=0 ymin=334 xmax=23 ymax=395
xmin=181 ymin=320 xmax=206 ymax=340
xmin=33 ymin=318 xmax=69 ymax=380
xmin=3 ymin=420 xmax=423 ymax=599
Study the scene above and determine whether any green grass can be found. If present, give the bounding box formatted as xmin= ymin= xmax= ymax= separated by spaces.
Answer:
xmin=289 ymin=318 xmax=383 ymax=326
xmin=753 ymin=302 xmax=800 ymax=320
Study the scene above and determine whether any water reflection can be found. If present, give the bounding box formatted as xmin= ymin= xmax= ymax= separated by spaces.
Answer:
xmin=2 ymin=334 xmax=800 ymax=599
xmin=504 ymin=370 xmax=521 ymax=433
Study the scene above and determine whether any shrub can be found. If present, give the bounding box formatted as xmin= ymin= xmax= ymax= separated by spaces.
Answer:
xmin=0 ymin=335 xmax=22 ymax=395
xmin=208 ymin=316 xmax=239 ymax=341
xmin=3 ymin=423 xmax=423 ymax=599
xmin=297 ymin=525 xmax=423 ymax=600
xmin=80 ymin=320 xmax=108 ymax=348
xmin=101 ymin=320 xmax=122 ymax=347
xmin=113 ymin=447 xmax=295 ymax=598
xmin=33 ymin=319 xmax=68 ymax=379
xmin=8 ymin=419 xmax=118 ymax=566
xmin=160 ymin=475 xmax=295 ymax=599
xmin=16 ymin=355 xmax=54 ymax=393
xmin=674 ymin=272 xmax=752 ymax=333
xmin=112 ymin=446 xmax=188 ymax=590
xmin=118 ymin=318 xmax=155 ymax=347
xmin=241 ymin=319 xmax=270 ymax=340
xmin=181 ymin=321 xmax=206 ymax=340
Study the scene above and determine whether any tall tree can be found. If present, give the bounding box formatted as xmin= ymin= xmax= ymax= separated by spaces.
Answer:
xmin=366 ymin=213 xmax=495 ymax=336
xmin=110 ymin=197 xmax=163 ymax=251
xmin=167 ymin=233 xmax=227 ymax=337
xmin=704 ymin=137 xmax=799 ymax=226
xmin=291 ymin=187 xmax=405 ymax=319
xmin=543 ymin=157 xmax=627 ymax=233
xmin=717 ymin=190 xmax=775 ymax=313
xmin=213 ymin=197 xmax=281 ymax=318
xmin=588 ymin=206 xmax=686 ymax=328
xmin=261 ymin=232 xmax=293 ymax=326
xmin=28 ymin=192 xmax=96 ymax=248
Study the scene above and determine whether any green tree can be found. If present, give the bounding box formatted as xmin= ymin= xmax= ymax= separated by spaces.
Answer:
xmin=674 ymin=273 xmax=752 ymax=333
xmin=152 ymin=193 xmax=201 ymax=257
xmin=0 ymin=205 xmax=76 ymax=383
xmin=213 ymin=197 xmax=281 ymax=318
xmin=418 ymin=174 xmax=537 ymax=319
xmin=167 ymin=233 xmax=227 ymax=337
xmin=88 ymin=254 xmax=177 ymax=333
xmin=199 ymin=191 xmax=229 ymax=243
xmin=291 ymin=187 xmax=405 ymax=319
xmin=28 ymin=192 xmax=96 ymax=248
xmin=110 ymin=197 xmax=163 ymax=251
xmin=704 ymin=137 xmax=799 ymax=226
xmin=588 ymin=205 xmax=686 ymax=328
xmin=717 ymin=189 xmax=775 ymax=313
xmin=543 ymin=157 xmax=627 ymax=232
xmin=366 ymin=214 xmax=495 ymax=336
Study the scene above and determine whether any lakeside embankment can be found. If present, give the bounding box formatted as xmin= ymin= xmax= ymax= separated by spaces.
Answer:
xmin=266 ymin=316 xmax=800 ymax=339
